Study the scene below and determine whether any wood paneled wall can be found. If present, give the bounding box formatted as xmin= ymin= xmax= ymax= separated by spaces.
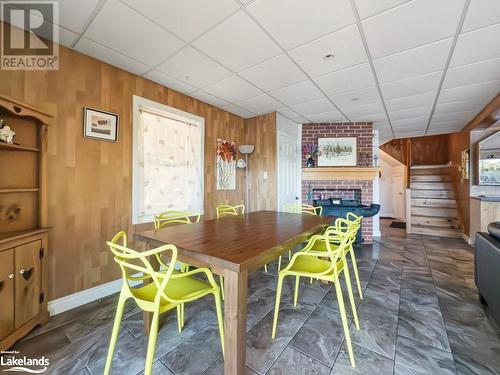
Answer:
xmin=380 ymin=135 xmax=449 ymax=166
xmin=0 ymin=38 xmax=276 ymax=299
xmin=244 ymin=113 xmax=277 ymax=212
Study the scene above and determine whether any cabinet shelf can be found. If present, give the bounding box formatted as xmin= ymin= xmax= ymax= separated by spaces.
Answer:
xmin=0 ymin=188 xmax=39 ymax=193
xmin=0 ymin=142 xmax=40 ymax=152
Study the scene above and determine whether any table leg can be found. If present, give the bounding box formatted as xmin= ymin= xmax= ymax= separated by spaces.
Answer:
xmin=223 ymin=269 xmax=248 ymax=375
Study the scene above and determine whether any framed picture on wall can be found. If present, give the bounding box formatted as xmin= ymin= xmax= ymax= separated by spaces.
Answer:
xmin=83 ymin=107 xmax=119 ymax=142
xmin=317 ymin=137 xmax=357 ymax=166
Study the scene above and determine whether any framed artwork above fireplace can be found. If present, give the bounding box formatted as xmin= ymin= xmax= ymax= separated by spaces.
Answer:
xmin=317 ymin=137 xmax=357 ymax=167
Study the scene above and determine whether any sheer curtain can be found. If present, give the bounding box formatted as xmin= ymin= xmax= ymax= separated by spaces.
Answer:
xmin=136 ymin=110 xmax=203 ymax=223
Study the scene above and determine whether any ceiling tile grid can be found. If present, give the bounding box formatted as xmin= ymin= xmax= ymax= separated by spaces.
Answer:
xmin=7 ymin=0 xmax=499 ymax=137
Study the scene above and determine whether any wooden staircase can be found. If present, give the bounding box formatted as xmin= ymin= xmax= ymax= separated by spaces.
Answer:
xmin=409 ymin=165 xmax=463 ymax=239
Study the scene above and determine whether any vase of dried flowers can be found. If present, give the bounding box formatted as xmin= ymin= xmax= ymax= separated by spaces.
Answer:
xmin=303 ymin=143 xmax=320 ymax=168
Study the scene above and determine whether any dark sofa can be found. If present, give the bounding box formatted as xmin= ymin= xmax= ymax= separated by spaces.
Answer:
xmin=474 ymin=231 xmax=500 ymax=324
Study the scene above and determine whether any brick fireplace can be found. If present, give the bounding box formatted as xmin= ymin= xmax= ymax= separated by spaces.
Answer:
xmin=302 ymin=122 xmax=374 ymax=243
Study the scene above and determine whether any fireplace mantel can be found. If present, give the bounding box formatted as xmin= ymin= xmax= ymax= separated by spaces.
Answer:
xmin=302 ymin=167 xmax=379 ymax=181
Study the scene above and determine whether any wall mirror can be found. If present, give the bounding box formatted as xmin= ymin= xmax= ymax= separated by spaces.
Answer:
xmin=477 ymin=130 xmax=500 ymax=185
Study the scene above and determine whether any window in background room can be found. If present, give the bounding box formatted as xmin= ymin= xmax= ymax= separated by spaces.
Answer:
xmin=132 ymin=96 xmax=204 ymax=224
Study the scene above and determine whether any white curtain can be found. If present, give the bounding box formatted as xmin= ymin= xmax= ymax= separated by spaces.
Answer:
xmin=137 ymin=110 xmax=203 ymax=222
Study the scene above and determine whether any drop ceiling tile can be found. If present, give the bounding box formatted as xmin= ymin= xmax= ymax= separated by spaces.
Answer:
xmin=221 ymin=104 xmax=255 ymax=118
xmin=189 ymin=90 xmax=230 ymax=108
xmin=450 ymin=23 xmax=500 ymax=67
xmin=354 ymin=0 xmax=410 ymax=19
xmin=239 ymin=54 xmax=307 ymax=91
xmin=329 ymin=86 xmax=380 ymax=109
xmin=288 ymin=25 xmax=368 ymax=77
xmin=143 ymin=70 xmax=198 ymax=94
xmin=290 ymin=97 xmax=335 ymax=116
xmin=430 ymin=127 xmax=461 ymax=135
xmin=396 ymin=129 xmax=425 ymax=137
xmin=444 ymin=57 xmax=500 ymax=88
xmin=343 ymin=102 xmax=385 ymax=118
xmin=373 ymin=38 xmax=452 ymax=83
xmin=439 ymin=80 xmax=500 ymax=104
xmin=270 ymin=80 xmax=324 ymax=106
xmin=307 ymin=109 xmax=347 ymax=123
xmin=84 ymin=0 xmax=184 ymax=66
xmin=391 ymin=115 xmax=428 ymax=129
xmin=430 ymin=120 xmax=464 ymax=129
xmin=362 ymin=0 xmax=465 ymax=59
xmin=74 ymin=38 xmax=150 ymax=76
xmin=247 ymin=0 xmax=355 ymax=50
xmin=462 ymin=0 xmax=500 ymax=32
xmin=277 ymin=107 xmax=308 ymax=123
xmin=385 ymin=92 xmax=436 ymax=112
xmin=46 ymin=0 xmax=101 ymax=33
xmin=356 ymin=113 xmax=388 ymax=123
xmin=314 ymin=63 xmax=376 ymax=96
xmin=389 ymin=105 xmax=432 ymax=121
xmin=434 ymin=100 xmax=482 ymax=114
xmin=432 ymin=111 xmax=476 ymax=124
xmin=203 ymin=75 xmax=262 ymax=103
xmin=156 ymin=47 xmax=231 ymax=88
xmin=193 ymin=11 xmax=281 ymax=72
xmin=121 ymin=0 xmax=239 ymax=41
xmin=380 ymin=71 xmax=442 ymax=100
xmin=235 ymin=94 xmax=281 ymax=114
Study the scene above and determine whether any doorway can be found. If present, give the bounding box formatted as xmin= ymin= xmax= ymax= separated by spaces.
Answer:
xmin=392 ymin=174 xmax=405 ymax=221
xmin=277 ymin=131 xmax=301 ymax=211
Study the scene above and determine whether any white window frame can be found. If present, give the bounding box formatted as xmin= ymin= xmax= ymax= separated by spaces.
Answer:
xmin=132 ymin=95 xmax=205 ymax=224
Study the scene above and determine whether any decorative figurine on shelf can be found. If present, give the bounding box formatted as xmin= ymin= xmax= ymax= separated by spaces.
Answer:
xmin=303 ymin=143 xmax=320 ymax=168
xmin=0 ymin=119 xmax=15 ymax=144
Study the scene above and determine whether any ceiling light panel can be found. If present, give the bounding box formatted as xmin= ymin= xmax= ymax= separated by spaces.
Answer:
xmin=193 ymin=11 xmax=281 ymax=72
xmin=247 ymin=0 xmax=355 ymax=50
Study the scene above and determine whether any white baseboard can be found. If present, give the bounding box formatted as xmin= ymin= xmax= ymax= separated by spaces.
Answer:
xmin=48 ymin=277 xmax=135 ymax=316
xmin=380 ymin=212 xmax=394 ymax=218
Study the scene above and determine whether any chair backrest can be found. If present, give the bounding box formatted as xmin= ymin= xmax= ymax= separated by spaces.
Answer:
xmin=283 ymin=203 xmax=322 ymax=215
xmin=216 ymin=204 xmax=245 ymax=218
xmin=346 ymin=212 xmax=363 ymax=225
xmin=315 ymin=227 xmax=355 ymax=275
xmin=107 ymin=231 xmax=178 ymax=305
xmin=154 ymin=211 xmax=201 ymax=230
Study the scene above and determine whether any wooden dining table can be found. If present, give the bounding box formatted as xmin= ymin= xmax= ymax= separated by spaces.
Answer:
xmin=135 ymin=210 xmax=332 ymax=374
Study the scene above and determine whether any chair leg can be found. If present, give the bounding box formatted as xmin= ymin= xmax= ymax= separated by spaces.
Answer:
xmin=219 ymin=275 xmax=224 ymax=300
xmin=264 ymin=264 xmax=268 ymax=273
xmin=144 ymin=310 xmax=160 ymax=375
xmin=343 ymin=267 xmax=360 ymax=330
xmin=294 ymin=276 xmax=300 ymax=306
xmin=272 ymin=275 xmax=284 ymax=338
xmin=213 ymin=290 xmax=225 ymax=357
xmin=176 ymin=305 xmax=182 ymax=333
xmin=181 ymin=303 xmax=185 ymax=328
xmin=334 ymin=280 xmax=355 ymax=367
xmin=288 ymin=249 xmax=292 ymax=259
xmin=349 ymin=249 xmax=363 ymax=299
xmin=103 ymin=293 xmax=127 ymax=375
xmin=278 ymin=256 xmax=282 ymax=271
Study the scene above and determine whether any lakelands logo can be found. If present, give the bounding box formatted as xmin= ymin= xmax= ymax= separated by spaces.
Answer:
xmin=0 ymin=0 xmax=59 ymax=70
xmin=0 ymin=351 xmax=49 ymax=373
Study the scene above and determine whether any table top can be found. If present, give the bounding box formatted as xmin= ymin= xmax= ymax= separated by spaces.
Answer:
xmin=135 ymin=210 xmax=332 ymax=272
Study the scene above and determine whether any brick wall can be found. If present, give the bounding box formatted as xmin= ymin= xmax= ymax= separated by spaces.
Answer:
xmin=302 ymin=122 xmax=374 ymax=243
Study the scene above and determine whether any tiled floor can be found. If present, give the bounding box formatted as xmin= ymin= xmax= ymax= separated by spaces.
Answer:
xmin=4 ymin=219 xmax=500 ymax=375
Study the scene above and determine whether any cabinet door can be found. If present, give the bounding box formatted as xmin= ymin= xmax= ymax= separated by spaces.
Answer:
xmin=15 ymin=240 xmax=42 ymax=329
xmin=0 ymin=249 xmax=14 ymax=340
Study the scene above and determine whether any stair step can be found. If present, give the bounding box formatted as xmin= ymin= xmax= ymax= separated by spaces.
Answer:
xmin=410 ymin=175 xmax=451 ymax=182
xmin=411 ymin=225 xmax=463 ymax=239
xmin=411 ymin=198 xmax=456 ymax=208
xmin=411 ymin=215 xmax=460 ymax=229
xmin=411 ymin=189 xmax=455 ymax=199
xmin=410 ymin=166 xmax=450 ymax=175
xmin=411 ymin=206 xmax=458 ymax=218
xmin=410 ymin=182 xmax=453 ymax=190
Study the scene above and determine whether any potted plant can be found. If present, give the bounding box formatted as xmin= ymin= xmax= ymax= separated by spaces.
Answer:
xmin=303 ymin=143 xmax=320 ymax=168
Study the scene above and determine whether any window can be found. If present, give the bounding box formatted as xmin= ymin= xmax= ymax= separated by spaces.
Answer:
xmin=132 ymin=96 xmax=204 ymax=224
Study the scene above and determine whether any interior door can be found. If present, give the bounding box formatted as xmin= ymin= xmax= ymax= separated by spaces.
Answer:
xmin=393 ymin=174 xmax=405 ymax=221
xmin=0 ymin=249 xmax=14 ymax=339
xmin=15 ymin=240 xmax=42 ymax=328
xmin=277 ymin=131 xmax=301 ymax=211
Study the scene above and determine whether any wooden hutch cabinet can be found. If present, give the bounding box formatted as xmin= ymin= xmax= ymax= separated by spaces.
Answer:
xmin=0 ymin=95 xmax=53 ymax=350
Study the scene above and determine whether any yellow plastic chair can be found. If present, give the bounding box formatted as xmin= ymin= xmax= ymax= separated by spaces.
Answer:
xmin=153 ymin=211 xmax=201 ymax=272
xmin=104 ymin=231 xmax=224 ymax=375
xmin=305 ymin=216 xmax=364 ymax=299
xmin=271 ymin=228 xmax=360 ymax=367
xmin=215 ymin=204 xmax=245 ymax=218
